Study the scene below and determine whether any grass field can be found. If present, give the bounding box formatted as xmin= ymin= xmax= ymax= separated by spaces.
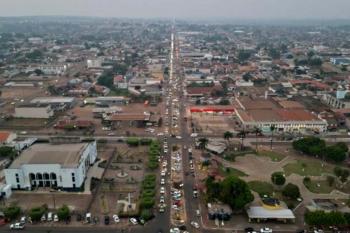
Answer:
xmin=258 ymin=150 xmax=286 ymax=162
xmin=283 ymin=159 xmax=333 ymax=177
xmin=303 ymin=180 xmax=333 ymax=194
xmin=248 ymin=181 xmax=274 ymax=197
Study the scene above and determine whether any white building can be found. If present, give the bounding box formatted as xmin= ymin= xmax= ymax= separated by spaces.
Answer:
xmin=5 ymin=141 xmax=97 ymax=191
xmin=36 ymin=64 xmax=67 ymax=75
xmin=14 ymin=103 xmax=54 ymax=119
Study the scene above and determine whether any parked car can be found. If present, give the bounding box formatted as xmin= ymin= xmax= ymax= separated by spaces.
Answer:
xmin=10 ymin=222 xmax=25 ymax=230
xmin=190 ymin=221 xmax=200 ymax=229
xmin=129 ymin=218 xmax=138 ymax=225
xmin=112 ymin=214 xmax=120 ymax=223
xmin=104 ymin=215 xmax=110 ymax=225
xmin=53 ymin=214 xmax=59 ymax=222
xmin=260 ymin=227 xmax=272 ymax=233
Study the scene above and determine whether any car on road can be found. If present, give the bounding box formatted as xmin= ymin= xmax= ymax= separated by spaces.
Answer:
xmin=190 ymin=221 xmax=200 ymax=229
xmin=112 ymin=214 xmax=120 ymax=223
xmin=245 ymin=227 xmax=255 ymax=233
xmin=190 ymin=133 xmax=198 ymax=137
xmin=160 ymin=196 xmax=165 ymax=203
xmin=196 ymin=209 xmax=201 ymax=217
xmin=160 ymin=186 xmax=165 ymax=194
xmin=160 ymin=178 xmax=165 ymax=185
xmin=129 ymin=218 xmax=138 ymax=225
xmin=10 ymin=222 xmax=25 ymax=230
xmin=260 ymin=227 xmax=272 ymax=233
xmin=176 ymin=136 xmax=182 ymax=139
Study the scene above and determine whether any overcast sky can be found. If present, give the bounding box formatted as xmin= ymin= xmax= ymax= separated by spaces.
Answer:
xmin=1 ymin=0 xmax=350 ymax=20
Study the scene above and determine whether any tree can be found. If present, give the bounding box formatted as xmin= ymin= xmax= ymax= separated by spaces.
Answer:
xmin=219 ymin=176 xmax=254 ymax=210
xmin=268 ymin=47 xmax=281 ymax=59
xmin=282 ymin=183 xmax=300 ymax=200
xmin=4 ymin=205 xmax=21 ymax=220
xmin=0 ymin=146 xmax=16 ymax=158
xmin=309 ymin=57 xmax=323 ymax=67
xmin=324 ymin=145 xmax=347 ymax=163
xmin=237 ymin=50 xmax=251 ymax=63
xmin=237 ymin=130 xmax=246 ymax=151
xmin=198 ymin=137 xmax=209 ymax=152
xmin=305 ymin=211 xmax=347 ymax=227
xmin=334 ymin=167 xmax=349 ymax=183
xmin=253 ymin=127 xmax=262 ymax=151
xmin=270 ymin=124 xmax=276 ymax=149
xmin=271 ymin=172 xmax=286 ymax=186
xmin=57 ymin=205 xmax=70 ymax=221
xmin=33 ymin=69 xmax=44 ymax=76
xmin=223 ymin=131 xmax=233 ymax=145
xmin=29 ymin=206 xmax=46 ymax=222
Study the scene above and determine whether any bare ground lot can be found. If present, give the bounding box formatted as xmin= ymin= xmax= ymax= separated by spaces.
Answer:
xmin=191 ymin=113 xmax=236 ymax=135
xmin=7 ymin=192 xmax=92 ymax=212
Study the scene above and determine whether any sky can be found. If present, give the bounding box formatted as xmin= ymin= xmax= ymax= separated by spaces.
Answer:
xmin=1 ymin=0 xmax=350 ymax=20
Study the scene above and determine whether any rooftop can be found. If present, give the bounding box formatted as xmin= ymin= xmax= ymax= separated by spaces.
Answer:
xmin=9 ymin=143 xmax=89 ymax=169
xmin=247 ymin=206 xmax=295 ymax=219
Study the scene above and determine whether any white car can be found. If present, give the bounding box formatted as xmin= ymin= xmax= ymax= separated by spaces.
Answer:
xmin=170 ymin=228 xmax=180 ymax=233
xmin=53 ymin=214 xmax=59 ymax=222
xmin=113 ymin=214 xmax=120 ymax=223
xmin=190 ymin=133 xmax=198 ymax=137
xmin=129 ymin=218 xmax=138 ymax=225
xmin=190 ymin=221 xmax=200 ymax=229
xmin=160 ymin=178 xmax=165 ymax=185
xmin=260 ymin=227 xmax=273 ymax=233
xmin=160 ymin=196 xmax=165 ymax=203
xmin=160 ymin=186 xmax=165 ymax=194
xmin=176 ymin=136 xmax=182 ymax=139
xmin=10 ymin=222 xmax=25 ymax=230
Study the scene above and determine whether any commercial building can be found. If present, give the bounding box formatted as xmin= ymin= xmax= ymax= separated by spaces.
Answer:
xmin=235 ymin=97 xmax=327 ymax=132
xmin=5 ymin=141 xmax=97 ymax=191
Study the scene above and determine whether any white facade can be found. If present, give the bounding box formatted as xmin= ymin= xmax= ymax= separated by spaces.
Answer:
xmin=4 ymin=142 xmax=97 ymax=191
xmin=14 ymin=105 xmax=54 ymax=119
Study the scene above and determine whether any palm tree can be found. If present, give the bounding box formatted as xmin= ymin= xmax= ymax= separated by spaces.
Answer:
xmin=253 ymin=127 xmax=262 ymax=151
xmin=270 ymin=124 xmax=276 ymax=149
xmin=237 ymin=130 xmax=246 ymax=151
xmin=198 ymin=137 xmax=209 ymax=155
xmin=223 ymin=131 xmax=233 ymax=146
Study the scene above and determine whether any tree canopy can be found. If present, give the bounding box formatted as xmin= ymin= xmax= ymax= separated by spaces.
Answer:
xmin=206 ymin=175 xmax=254 ymax=210
xmin=293 ymin=137 xmax=348 ymax=163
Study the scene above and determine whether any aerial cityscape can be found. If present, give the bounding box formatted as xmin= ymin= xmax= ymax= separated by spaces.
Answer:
xmin=1 ymin=1 xmax=350 ymax=233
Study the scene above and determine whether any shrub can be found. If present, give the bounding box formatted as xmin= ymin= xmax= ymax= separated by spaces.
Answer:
xmin=140 ymin=208 xmax=154 ymax=221
xmin=126 ymin=138 xmax=140 ymax=146
xmin=282 ymin=183 xmax=300 ymax=200
xmin=305 ymin=211 xmax=347 ymax=226
xmin=142 ymin=189 xmax=156 ymax=198
xmin=140 ymin=197 xmax=155 ymax=209
xmin=271 ymin=172 xmax=286 ymax=186
xmin=140 ymin=138 xmax=153 ymax=145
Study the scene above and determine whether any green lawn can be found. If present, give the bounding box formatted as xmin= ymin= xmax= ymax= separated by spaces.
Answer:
xmin=220 ymin=166 xmax=247 ymax=177
xmin=258 ymin=150 xmax=286 ymax=162
xmin=283 ymin=159 xmax=333 ymax=177
xmin=248 ymin=181 xmax=274 ymax=197
xmin=303 ymin=180 xmax=334 ymax=194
